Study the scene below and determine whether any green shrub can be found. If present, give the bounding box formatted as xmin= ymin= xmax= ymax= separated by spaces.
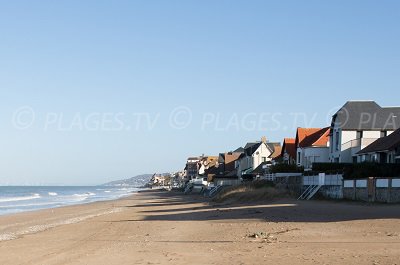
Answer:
xmin=343 ymin=163 xmax=400 ymax=179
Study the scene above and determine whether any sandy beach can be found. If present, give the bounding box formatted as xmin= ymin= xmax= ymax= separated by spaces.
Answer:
xmin=0 ymin=190 xmax=399 ymax=265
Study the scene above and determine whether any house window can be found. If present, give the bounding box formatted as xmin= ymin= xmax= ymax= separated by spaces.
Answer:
xmin=356 ymin=131 xmax=363 ymax=139
xmin=335 ymin=131 xmax=340 ymax=151
xmin=297 ymin=151 xmax=301 ymax=165
xmin=380 ymin=131 xmax=387 ymax=138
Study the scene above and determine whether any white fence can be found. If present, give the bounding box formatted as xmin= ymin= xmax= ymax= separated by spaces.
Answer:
xmin=303 ymin=173 xmax=343 ymax=186
xmin=259 ymin=173 xmax=303 ymax=181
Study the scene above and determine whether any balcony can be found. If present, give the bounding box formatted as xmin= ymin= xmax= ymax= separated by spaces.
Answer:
xmin=342 ymin=138 xmax=378 ymax=151
xmin=341 ymin=138 xmax=378 ymax=162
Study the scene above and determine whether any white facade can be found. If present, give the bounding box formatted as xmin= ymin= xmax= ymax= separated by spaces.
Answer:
xmin=298 ymin=147 xmax=330 ymax=169
xmin=329 ymin=124 xmax=394 ymax=163
xmin=237 ymin=143 xmax=272 ymax=176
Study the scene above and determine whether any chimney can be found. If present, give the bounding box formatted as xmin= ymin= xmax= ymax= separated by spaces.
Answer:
xmin=261 ymin=136 xmax=267 ymax=144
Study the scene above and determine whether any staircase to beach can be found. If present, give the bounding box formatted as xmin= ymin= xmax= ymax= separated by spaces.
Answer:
xmin=298 ymin=185 xmax=322 ymax=200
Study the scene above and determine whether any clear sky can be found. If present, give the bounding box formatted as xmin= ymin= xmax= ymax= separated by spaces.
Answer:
xmin=0 ymin=0 xmax=399 ymax=185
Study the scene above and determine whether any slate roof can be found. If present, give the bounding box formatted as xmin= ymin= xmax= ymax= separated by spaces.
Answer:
xmin=357 ymin=128 xmax=400 ymax=154
xmin=332 ymin=101 xmax=400 ymax=130
xmin=244 ymin=142 xmax=263 ymax=156
xmin=266 ymin=142 xmax=282 ymax=159
xmin=251 ymin=162 xmax=272 ymax=175
xmin=233 ymin=147 xmax=245 ymax=153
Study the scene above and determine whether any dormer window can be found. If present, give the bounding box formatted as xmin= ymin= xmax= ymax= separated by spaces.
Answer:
xmin=356 ymin=131 xmax=363 ymax=139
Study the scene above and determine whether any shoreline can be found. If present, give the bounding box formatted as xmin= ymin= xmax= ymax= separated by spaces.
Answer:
xmin=0 ymin=190 xmax=147 ymax=241
xmin=1 ymin=190 xmax=400 ymax=264
xmin=0 ymin=186 xmax=145 ymax=217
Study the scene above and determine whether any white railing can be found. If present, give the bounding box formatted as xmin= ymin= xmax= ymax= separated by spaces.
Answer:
xmin=341 ymin=138 xmax=378 ymax=151
xmin=303 ymin=174 xmax=342 ymax=186
xmin=298 ymin=185 xmax=322 ymax=200
xmin=260 ymin=174 xmax=276 ymax=181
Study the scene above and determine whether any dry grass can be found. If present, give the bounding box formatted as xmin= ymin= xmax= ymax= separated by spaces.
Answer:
xmin=213 ymin=180 xmax=289 ymax=203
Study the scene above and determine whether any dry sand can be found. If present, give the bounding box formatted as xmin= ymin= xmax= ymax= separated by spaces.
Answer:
xmin=0 ymin=190 xmax=399 ymax=265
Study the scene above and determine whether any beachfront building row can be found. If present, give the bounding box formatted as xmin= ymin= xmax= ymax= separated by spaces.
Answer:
xmin=279 ymin=101 xmax=400 ymax=168
xmin=183 ymin=137 xmax=282 ymax=184
xmin=183 ymin=100 xmax=400 ymax=185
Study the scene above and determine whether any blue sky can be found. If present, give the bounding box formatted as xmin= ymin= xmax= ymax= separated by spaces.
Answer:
xmin=0 ymin=0 xmax=399 ymax=185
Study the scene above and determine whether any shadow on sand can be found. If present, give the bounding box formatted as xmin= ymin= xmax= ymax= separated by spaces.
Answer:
xmin=117 ymin=190 xmax=400 ymax=223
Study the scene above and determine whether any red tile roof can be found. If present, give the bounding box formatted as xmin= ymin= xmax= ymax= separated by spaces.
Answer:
xmin=296 ymin=127 xmax=330 ymax=148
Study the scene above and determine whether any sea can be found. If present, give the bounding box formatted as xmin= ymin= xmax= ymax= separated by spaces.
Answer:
xmin=0 ymin=186 xmax=141 ymax=216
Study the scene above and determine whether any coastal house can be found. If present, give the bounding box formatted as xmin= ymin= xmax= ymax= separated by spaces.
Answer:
xmin=329 ymin=101 xmax=400 ymax=163
xmin=151 ymin=174 xmax=171 ymax=186
xmin=185 ymin=157 xmax=200 ymax=179
xmin=210 ymin=151 xmax=243 ymax=185
xmin=280 ymin=138 xmax=296 ymax=164
xmin=356 ymin=128 xmax=400 ymax=163
xmin=198 ymin=156 xmax=218 ymax=175
xmin=295 ymin=127 xmax=330 ymax=169
xmin=236 ymin=137 xmax=281 ymax=179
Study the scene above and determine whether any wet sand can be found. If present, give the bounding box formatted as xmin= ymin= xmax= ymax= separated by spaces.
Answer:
xmin=0 ymin=190 xmax=399 ymax=265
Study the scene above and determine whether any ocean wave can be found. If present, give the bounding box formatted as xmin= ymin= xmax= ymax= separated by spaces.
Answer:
xmin=0 ymin=194 xmax=41 ymax=203
xmin=48 ymin=192 xmax=58 ymax=196
xmin=0 ymin=201 xmax=61 ymax=208
xmin=73 ymin=192 xmax=96 ymax=198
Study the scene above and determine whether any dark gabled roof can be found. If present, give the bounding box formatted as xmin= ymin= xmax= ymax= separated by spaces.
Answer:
xmin=244 ymin=142 xmax=262 ymax=156
xmin=266 ymin=142 xmax=282 ymax=159
xmin=332 ymin=101 xmax=400 ymax=130
xmin=204 ymin=165 xmax=220 ymax=175
xmin=357 ymin=128 xmax=400 ymax=154
xmin=251 ymin=162 xmax=271 ymax=175
xmin=218 ymin=153 xmax=225 ymax=164
xmin=233 ymin=147 xmax=244 ymax=153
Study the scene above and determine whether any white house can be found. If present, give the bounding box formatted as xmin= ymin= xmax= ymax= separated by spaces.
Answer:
xmin=235 ymin=137 xmax=279 ymax=178
xmin=295 ymin=127 xmax=330 ymax=169
xmin=329 ymin=101 xmax=400 ymax=163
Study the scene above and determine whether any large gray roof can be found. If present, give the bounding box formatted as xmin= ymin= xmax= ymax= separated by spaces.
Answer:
xmin=332 ymin=101 xmax=400 ymax=130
